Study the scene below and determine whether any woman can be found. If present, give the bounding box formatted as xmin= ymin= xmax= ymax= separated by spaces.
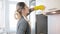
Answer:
xmin=15 ymin=2 xmax=33 ymax=34
xmin=15 ymin=2 xmax=45 ymax=34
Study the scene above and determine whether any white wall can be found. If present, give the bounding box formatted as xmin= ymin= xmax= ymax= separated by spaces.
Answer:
xmin=0 ymin=0 xmax=5 ymax=34
xmin=36 ymin=0 xmax=60 ymax=12
xmin=0 ymin=0 xmax=5 ymax=28
xmin=48 ymin=14 xmax=60 ymax=34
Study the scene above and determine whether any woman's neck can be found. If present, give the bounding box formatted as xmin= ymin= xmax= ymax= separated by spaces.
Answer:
xmin=22 ymin=15 xmax=27 ymax=18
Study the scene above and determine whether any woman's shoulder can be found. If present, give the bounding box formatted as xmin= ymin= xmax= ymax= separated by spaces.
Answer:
xmin=18 ymin=16 xmax=28 ymax=24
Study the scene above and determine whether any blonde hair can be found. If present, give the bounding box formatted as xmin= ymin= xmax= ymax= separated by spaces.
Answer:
xmin=14 ymin=2 xmax=26 ymax=20
xmin=14 ymin=11 xmax=21 ymax=20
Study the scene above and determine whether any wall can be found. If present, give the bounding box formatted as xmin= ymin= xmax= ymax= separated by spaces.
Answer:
xmin=36 ymin=0 xmax=60 ymax=12
xmin=0 ymin=0 xmax=5 ymax=28
xmin=48 ymin=14 xmax=60 ymax=34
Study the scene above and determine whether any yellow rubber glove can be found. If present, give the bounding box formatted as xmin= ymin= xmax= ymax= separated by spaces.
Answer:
xmin=34 ymin=5 xmax=45 ymax=11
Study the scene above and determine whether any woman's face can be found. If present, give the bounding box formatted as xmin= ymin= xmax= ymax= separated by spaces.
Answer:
xmin=23 ymin=5 xmax=29 ymax=16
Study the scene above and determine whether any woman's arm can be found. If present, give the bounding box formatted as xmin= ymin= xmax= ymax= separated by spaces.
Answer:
xmin=27 ymin=8 xmax=34 ymax=15
xmin=28 ymin=5 xmax=45 ymax=15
